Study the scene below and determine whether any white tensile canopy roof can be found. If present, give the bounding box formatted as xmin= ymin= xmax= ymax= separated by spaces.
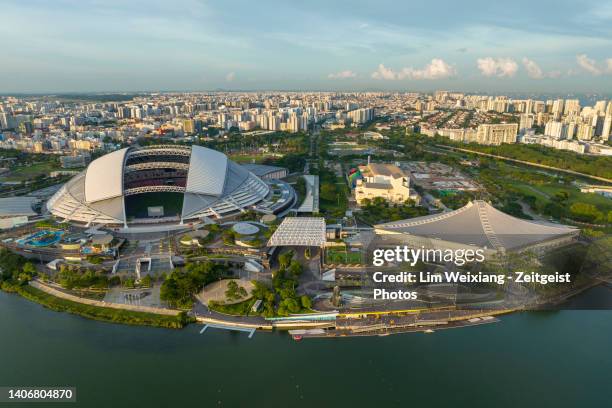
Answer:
xmin=84 ymin=147 xmax=129 ymax=203
xmin=267 ymin=217 xmax=326 ymax=247
xmin=185 ymin=145 xmax=228 ymax=196
xmin=375 ymin=200 xmax=578 ymax=251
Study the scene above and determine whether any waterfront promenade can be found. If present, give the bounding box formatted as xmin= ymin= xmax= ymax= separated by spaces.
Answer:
xmin=29 ymin=279 xmax=181 ymax=316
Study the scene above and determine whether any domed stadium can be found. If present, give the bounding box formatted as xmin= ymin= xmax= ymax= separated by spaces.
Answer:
xmin=47 ymin=145 xmax=274 ymax=227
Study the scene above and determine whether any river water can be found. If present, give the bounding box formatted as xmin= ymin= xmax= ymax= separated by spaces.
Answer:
xmin=1 ymin=288 xmax=611 ymax=408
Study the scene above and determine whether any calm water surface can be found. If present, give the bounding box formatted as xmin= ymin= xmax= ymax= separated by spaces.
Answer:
xmin=1 ymin=288 xmax=611 ymax=408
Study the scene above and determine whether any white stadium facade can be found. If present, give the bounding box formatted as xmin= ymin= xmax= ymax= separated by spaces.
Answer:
xmin=47 ymin=145 xmax=288 ymax=227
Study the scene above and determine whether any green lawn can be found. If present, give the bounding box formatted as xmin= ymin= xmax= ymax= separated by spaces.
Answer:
xmin=228 ymin=153 xmax=280 ymax=163
xmin=15 ymin=285 xmax=191 ymax=329
xmin=208 ymin=298 xmax=258 ymax=316
xmin=509 ymin=182 xmax=611 ymax=213
xmin=326 ymin=248 xmax=362 ymax=264
xmin=538 ymin=185 xmax=612 ymax=210
xmin=319 ymin=179 xmax=349 ymax=217
xmin=125 ymin=192 xmax=184 ymax=218
xmin=1 ymin=162 xmax=62 ymax=181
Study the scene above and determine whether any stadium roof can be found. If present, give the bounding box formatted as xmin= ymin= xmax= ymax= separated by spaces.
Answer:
xmin=48 ymin=145 xmax=270 ymax=226
xmin=185 ymin=145 xmax=228 ymax=196
xmin=295 ymin=175 xmax=320 ymax=213
xmin=240 ymin=163 xmax=286 ymax=178
xmin=84 ymin=147 xmax=128 ymax=203
xmin=0 ymin=196 xmax=39 ymax=217
xmin=267 ymin=217 xmax=326 ymax=247
xmin=375 ymin=200 xmax=578 ymax=251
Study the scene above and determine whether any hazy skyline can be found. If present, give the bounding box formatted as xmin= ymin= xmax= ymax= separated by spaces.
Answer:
xmin=2 ymin=0 xmax=612 ymax=93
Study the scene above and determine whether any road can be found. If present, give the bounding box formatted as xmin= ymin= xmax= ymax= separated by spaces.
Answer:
xmin=517 ymin=200 xmax=547 ymax=221
xmin=307 ymin=125 xmax=320 ymax=173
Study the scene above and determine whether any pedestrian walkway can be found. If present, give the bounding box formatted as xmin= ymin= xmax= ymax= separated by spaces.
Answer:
xmin=29 ymin=280 xmax=180 ymax=316
xmin=199 ymin=323 xmax=256 ymax=338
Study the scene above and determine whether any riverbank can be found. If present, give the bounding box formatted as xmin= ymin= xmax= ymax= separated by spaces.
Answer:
xmin=2 ymin=277 xmax=605 ymax=336
xmin=2 ymin=288 xmax=611 ymax=408
xmin=3 ymin=283 xmax=192 ymax=329
xmin=29 ymin=279 xmax=181 ymax=316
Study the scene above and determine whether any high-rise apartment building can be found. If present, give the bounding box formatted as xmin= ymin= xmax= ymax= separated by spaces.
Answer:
xmin=552 ymin=99 xmax=564 ymax=117
xmin=576 ymin=123 xmax=594 ymax=141
xmin=545 ymin=121 xmax=565 ymax=139
xmin=472 ymin=123 xmax=518 ymax=145
xmin=601 ymin=116 xmax=612 ymax=141
xmin=594 ymin=100 xmax=607 ymax=113
xmin=347 ymin=108 xmax=374 ymax=124
xmin=564 ymin=99 xmax=580 ymax=116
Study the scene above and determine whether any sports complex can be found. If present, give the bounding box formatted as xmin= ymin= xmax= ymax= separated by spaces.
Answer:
xmin=46 ymin=145 xmax=296 ymax=229
xmin=1 ymin=140 xmax=602 ymax=342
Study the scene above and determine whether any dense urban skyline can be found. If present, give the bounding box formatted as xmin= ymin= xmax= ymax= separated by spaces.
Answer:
xmin=3 ymin=0 xmax=612 ymax=93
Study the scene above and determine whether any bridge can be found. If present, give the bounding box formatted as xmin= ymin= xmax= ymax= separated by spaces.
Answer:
xmin=199 ymin=323 xmax=256 ymax=338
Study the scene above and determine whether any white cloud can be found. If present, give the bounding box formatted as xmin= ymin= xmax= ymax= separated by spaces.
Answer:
xmin=476 ymin=58 xmax=498 ymax=76
xmin=328 ymin=70 xmax=357 ymax=79
xmin=371 ymin=64 xmax=398 ymax=80
xmin=522 ymin=58 xmax=544 ymax=79
xmin=521 ymin=58 xmax=562 ymax=79
xmin=606 ymin=58 xmax=612 ymax=73
xmin=225 ymin=72 xmax=235 ymax=81
xmin=477 ymin=57 xmax=518 ymax=77
xmin=576 ymin=54 xmax=601 ymax=75
xmin=371 ymin=59 xmax=456 ymax=80
xmin=405 ymin=58 xmax=457 ymax=80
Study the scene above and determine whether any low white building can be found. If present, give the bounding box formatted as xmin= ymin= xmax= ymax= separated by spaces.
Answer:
xmin=355 ymin=163 xmax=419 ymax=205
xmin=0 ymin=196 xmax=40 ymax=229
xmin=520 ymin=134 xmax=587 ymax=154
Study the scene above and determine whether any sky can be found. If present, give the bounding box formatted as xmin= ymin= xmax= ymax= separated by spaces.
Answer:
xmin=2 ymin=0 xmax=612 ymax=93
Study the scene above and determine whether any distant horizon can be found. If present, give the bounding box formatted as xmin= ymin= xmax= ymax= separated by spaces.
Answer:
xmin=3 ymin=89 xmax=612 ymax=97
xmin=2 ymin=0 xmax=612 ymax=93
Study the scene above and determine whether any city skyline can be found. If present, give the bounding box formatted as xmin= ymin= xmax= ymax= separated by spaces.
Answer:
xmin=3 ymin=0 xmax=612 ymax=93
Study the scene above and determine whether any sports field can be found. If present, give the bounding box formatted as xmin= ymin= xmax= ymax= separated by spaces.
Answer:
xmin=125 ymin=192 xmax=184 ymax=219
